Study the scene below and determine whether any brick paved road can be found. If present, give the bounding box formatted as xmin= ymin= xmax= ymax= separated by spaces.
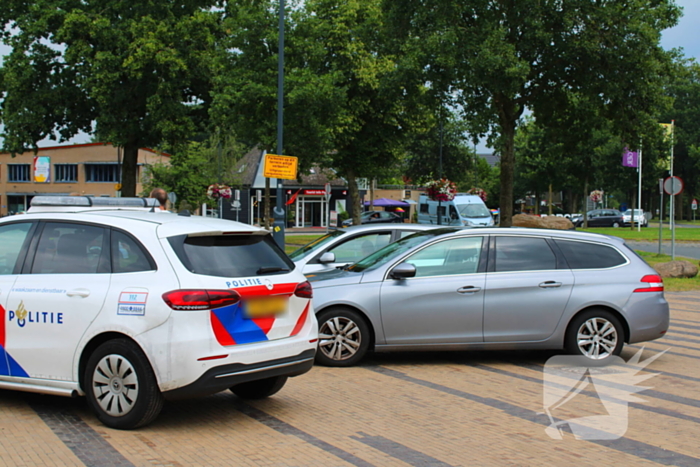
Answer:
xmin=1 ymin=293 xmax=699 ymax=466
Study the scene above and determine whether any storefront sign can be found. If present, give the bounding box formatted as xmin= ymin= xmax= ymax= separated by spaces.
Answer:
xmin=303 ymin=189 xmax=326 ymax=196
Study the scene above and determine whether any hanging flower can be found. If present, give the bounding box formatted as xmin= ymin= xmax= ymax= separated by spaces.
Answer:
xmin=467 ymin=187 xmax=488 ymax=203
xmin=207 ymin=184 xmax=232 ymax=200
xmin=425 ymin=178 xmax=457 ymax=202
xmin=589 ymin=190 xmax=604 ymax=203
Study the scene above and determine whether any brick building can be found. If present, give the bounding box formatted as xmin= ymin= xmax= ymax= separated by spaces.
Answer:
xmin=0 ymin=143 xmax=170 ymax=216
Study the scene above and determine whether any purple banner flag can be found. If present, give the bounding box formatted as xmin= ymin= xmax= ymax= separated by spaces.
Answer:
xmin=622 ymin=148 xmax=638 ymax=168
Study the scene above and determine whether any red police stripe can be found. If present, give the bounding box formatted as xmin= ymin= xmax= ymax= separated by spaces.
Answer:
xmin=291 ymin=302 xmax=310 ymax=336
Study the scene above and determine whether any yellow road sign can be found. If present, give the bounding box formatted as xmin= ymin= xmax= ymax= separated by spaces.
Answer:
xmin=263 ymin=154 xmax=298 ymax=180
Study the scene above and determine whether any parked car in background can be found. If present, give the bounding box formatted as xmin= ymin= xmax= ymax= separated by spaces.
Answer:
xmin=342 ymin=210 xmax=403 ymax=227
xmin=289 ymin=224 xmax=436 ymax=274
xmin=572 ymin=209 xmax=624 ymax=228
xmin=0 ymin=196 xmax=317 ymax=429
xmin=622 ymin=209 xmax=648 ymax=227
xmin=417 ymin=193 xmax=494 ymax=226
xmin=307 ymin=227 xmax=668 ymax=367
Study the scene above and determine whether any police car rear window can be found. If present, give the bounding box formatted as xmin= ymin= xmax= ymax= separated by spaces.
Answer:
xmin=168 ymin=234 xmax=294 ymax=277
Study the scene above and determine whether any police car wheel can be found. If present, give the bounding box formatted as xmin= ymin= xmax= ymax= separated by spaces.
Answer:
xmin=84 ymin=339 xmax=163 ymax=430
xmin=316 ymin=307 xmax=370 ymax=367
xmin=230 ymin=376 xmax=288 ymax=399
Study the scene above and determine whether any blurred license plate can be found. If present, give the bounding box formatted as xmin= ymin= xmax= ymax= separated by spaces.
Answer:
xmin=245 ymin=297 xmax=287 ymax=318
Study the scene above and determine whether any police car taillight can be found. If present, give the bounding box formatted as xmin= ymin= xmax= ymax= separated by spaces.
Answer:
xmin=162 ymin=289 xmax=241 ymax=310
xmin=294 ymin=281 xmax=313 ymax=299
xmin=633 ymin=275 xmax=664 ymax=293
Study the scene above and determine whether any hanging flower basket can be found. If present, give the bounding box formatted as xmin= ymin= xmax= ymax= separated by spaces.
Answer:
xmin=589 ymin=190 xmax=604 ymax=203
xmin=425 ymin=178 xmax=457 ymax=202
xmin=467 ymin=187 xmax=488 ymax=203
xmin=207 ymin=184 xmax=232 ymax=200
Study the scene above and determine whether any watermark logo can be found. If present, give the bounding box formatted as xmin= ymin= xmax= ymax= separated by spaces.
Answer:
xmin=542 ymin=348 xmax=666 ymax=440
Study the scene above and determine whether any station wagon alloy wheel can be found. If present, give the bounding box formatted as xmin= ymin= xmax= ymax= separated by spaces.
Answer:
xmin=316 ymin=308 xmax=370 ymax=367
xmin=576 ymin=317 xmax=618 ymax=360
xmin=92 ymin=354 xmax=139 ymax=416
xmin=320 ymin=317 xmax=361 ymax=359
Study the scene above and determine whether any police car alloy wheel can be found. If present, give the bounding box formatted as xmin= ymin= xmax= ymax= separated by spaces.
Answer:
xmin=84 ymin=339 xmax=164 ymax=430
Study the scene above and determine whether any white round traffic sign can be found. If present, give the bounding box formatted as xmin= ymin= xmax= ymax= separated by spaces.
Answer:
xmin=663 ymin=176 xmax=683 ymax=196
xmin=693 ymin=199 xmax=698 ymax=211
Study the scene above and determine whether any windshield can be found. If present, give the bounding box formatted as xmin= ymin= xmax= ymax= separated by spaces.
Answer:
xmin=348 ymin=228 xmax=458 ymax=273
xmin=288 ymin=230 xmax=345 ymax=260
xmin=457 ymin=203 xmax=492 ymax=218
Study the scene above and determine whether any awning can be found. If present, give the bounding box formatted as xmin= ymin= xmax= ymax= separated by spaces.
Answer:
xmin=364 ymin=197 xmax=410 ymax=207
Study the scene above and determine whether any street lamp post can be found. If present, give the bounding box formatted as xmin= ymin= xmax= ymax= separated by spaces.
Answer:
xmin=271 ymin=0 xmax=286 ymax=248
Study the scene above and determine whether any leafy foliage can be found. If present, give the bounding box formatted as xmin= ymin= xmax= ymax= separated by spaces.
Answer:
xmin=0 ymin=0 xmax=225 ymax=195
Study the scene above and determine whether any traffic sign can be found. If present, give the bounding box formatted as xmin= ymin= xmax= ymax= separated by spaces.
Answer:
xmin=693 ymin=199 xmax=698 ymax=211
xmin=663 ymin=176 xmax=683 ymax=196
xmin=324 ymin=182 xmax=332 ymax=200
xmin=263 ymin=154 xmax=298 ymax=180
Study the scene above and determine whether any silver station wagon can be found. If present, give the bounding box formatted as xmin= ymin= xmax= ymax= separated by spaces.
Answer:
xmin=307 ymin=227 xmax=669 ymax=366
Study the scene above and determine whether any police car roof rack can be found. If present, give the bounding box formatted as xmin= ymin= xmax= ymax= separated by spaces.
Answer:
xmin=29 ymin=196 xmax=159 ymax=210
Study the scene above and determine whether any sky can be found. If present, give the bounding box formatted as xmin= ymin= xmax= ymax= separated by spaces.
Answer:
xmin=1 ymin=0 xmax=699 ymax=150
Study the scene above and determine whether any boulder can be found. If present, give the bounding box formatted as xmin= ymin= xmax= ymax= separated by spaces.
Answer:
xmin=653 ymin=260 xmax=699 ymax=279
xmin=512 ymin=214 xmax=574 ymax=230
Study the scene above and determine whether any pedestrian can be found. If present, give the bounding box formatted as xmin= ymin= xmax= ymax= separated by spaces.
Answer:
xmin=149 ymin=188 xmax=168 ymax=211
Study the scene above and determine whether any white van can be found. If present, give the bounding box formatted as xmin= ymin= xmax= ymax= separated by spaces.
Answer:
xmin=417 ymin=193 xmax=495 ymax=226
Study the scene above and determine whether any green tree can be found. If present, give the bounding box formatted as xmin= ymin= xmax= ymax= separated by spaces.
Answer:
xmin=0 ymin=0 xmax=224 ymax=196
xmin=142 ymin=134 xmax=247 ymax=211
xmin=297 ymin=0 xmax=427 ymax=224
xmin=403 ymin=111 xmax=475 ymax=186
xmin=661 ymin=58 xmax=700 ymax=219
xmin=385 ymin=0 xmax=680 ymax=226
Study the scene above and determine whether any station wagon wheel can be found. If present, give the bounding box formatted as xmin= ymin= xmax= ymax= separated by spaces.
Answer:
xmin=84 ymin=339 xmax=163 ymax=429
xmin=316 ymin=307 xmax=370 ymax=367
xmin=566 ymin=309 xmax=624 ymax=361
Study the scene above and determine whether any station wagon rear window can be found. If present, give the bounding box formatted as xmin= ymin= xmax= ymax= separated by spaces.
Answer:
xmin=169 ymin=234 xmax=294 ymax=277
xmin=554 ymin=239 xmax=627 ymax=269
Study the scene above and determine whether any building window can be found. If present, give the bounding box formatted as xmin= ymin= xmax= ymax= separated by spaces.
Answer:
xmin=85 ymin=164 xmax=121 ymax=183
xmin=55 ymin=164 xmax=78 ymax=182
xmin=8 ymin=164 xmax=31 ymax=182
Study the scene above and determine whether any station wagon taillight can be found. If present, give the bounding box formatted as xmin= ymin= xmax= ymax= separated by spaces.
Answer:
xmin=633 ymin=275 xmax=664 ymax=293
xmin=294 ymin=281 xmax=313 ymax=299
xmin=162 ymin=289 xmax=241 ymax=310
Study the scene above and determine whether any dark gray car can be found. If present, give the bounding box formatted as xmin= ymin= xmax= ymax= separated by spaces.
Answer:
xmin=307 ymin=227 xmax=669 ymax=366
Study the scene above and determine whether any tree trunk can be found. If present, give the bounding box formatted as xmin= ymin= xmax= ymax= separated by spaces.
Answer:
xmin=548 ymin=184 xmax=553 ymax=215
xmin=534 ymin=189 xmax=540 ymax=215
xmin=346 ymin=169 xmax=361 ymax=225
xmin=496 ymin=95 xmax=519 ymax=227
xmin=583 ymin=178 xmax=589 ymax=228
xmin=121 ymin=141 xmax=139 ymax=197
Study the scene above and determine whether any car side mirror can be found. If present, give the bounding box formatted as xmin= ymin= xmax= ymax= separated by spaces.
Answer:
xmin=319 ymin=252 xmax=336 ymax=263
xmin=390 ymin=262 xmax=416 ymax=279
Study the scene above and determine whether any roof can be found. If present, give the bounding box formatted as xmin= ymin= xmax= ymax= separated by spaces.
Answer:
xmin=0 ymin=142 xmax=171 ymax=157
xmin=236 ymin=148 xmax=346 ymax=189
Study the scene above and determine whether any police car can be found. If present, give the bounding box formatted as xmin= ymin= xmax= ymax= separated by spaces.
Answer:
xmin=0 ymin=196 xmax=317 ymax=429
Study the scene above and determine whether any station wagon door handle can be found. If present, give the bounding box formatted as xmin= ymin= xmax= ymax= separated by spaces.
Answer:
xmin=539 ymin=281 xmax=562 ymax=288
xmin=457 ymin=286 xmax=481 ymax=294
xmin=67 ymin=289 xmax=90 ymax=298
